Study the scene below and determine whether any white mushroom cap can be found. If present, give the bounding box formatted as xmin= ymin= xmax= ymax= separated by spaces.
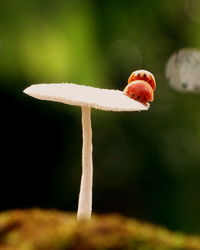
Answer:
xmin=24 ymin=83 xmax=149 ymax=111
xmin=166 ymin=48 xmax=200 ymax=93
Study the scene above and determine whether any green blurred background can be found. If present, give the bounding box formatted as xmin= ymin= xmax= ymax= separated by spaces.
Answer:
xmin=1 ymin=0 xmax=200 ymax=234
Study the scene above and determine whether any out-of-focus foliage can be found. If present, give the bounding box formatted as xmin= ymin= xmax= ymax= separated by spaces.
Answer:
xmin=0 ymin=0 xmax=105 ymax=85
xmin=1 ymin=0 xmax=200 ymax=235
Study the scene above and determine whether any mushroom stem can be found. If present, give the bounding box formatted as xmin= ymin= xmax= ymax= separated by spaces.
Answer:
xmin=77 ymin=106 xmax=93 ymax=220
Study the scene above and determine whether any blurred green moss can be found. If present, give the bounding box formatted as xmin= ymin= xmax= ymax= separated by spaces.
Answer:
xmin=0 ymin=209 xmax=200 ymax=250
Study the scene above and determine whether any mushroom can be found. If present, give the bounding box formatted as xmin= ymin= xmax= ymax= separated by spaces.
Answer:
xmin=23 ymin=83 xmax=149 ymax=220
xmin=166 ymin=48 xmax=200 ymax=93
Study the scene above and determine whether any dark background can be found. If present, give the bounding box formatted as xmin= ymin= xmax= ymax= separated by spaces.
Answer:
xmin=0 ymin=0 xmax=200 ymax=234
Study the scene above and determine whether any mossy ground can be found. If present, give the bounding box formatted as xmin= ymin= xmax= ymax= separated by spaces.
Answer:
xmin=0 ymin=209 xmax=199 ymax=250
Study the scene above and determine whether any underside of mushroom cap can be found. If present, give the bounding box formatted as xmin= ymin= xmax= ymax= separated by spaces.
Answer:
xmin=24 ymin=83 xmax=149 ymax=111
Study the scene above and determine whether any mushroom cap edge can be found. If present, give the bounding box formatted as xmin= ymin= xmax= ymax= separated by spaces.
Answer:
xmin=23 ymin=83 xmax=150 ymax=112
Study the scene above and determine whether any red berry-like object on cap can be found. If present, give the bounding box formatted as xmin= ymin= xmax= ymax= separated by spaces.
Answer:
xmin=123 ymin=80 xmax=154 ymax=104
xmin=128 ymin=70 xmax=156 ymax=91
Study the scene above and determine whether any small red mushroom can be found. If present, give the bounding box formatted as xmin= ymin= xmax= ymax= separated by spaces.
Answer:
xmin=123 ymin=80 xmax=154 ymax=104
xmin=128 ymin=69 xmax=156 ymax=91
xmin=124 ymin=69 xmax=156 ymax=104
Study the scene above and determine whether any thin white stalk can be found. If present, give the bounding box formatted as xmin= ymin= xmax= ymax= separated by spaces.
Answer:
xmin=77 ymin=106 xmax=93 ymax=220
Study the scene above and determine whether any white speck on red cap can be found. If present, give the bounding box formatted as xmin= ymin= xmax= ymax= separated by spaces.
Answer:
xmin=23 ymin=83 xmax=149 ymax=111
